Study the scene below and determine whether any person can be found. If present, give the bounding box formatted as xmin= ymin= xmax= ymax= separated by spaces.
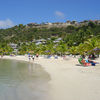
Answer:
xmin=84 ymin=58 xmax=97 ymax=66
xmin=86 ymin=59 xmax=97 ymax=66
xmin=78 ymin=57 xmax=91 ymax=66
xmin=32 ymin=55 xmax=35 ymax=61
xmin=36 ymin=53 xmax=39 ymax=58
xmin=88 ymin=54 xmax=96 ymax=60
xmin=78 ymin=56 xmax=99 ymax=66
xmin=28 ymin=55 xmax=31 ymax=61
xmin=81 ymin=54 xmax=85 ymax=59
xmin=55 ymin=55 xmax=58 ymax=59
xmin=81 ymin=59 xmax=91 ymax=66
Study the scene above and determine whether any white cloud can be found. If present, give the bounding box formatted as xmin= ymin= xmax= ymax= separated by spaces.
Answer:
xmin=0 ymin=19 xmax=14 ymax=29
xmin=55 ymin=11 xmax=65 ymax=19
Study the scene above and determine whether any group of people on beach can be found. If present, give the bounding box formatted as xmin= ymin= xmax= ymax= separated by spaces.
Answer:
xmin=28 ymin=53 xmax=39 ymax=61
xmin=78 ymin=55 xmax=99 ymax=66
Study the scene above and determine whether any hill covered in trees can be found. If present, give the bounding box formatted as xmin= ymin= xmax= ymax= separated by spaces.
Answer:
xmin=0 ymin=20 xmax=100 ymax=44
xmin=0 ymin=20 xmax=100 ymax=55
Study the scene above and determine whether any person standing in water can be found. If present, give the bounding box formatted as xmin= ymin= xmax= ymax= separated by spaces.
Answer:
xmin=32 ymin=55 xmax=35 ymax=61
xmin=28 ymin=53 xmax=31 ymax=61
xmin=36 ymin=53 xmax=39 ymax=58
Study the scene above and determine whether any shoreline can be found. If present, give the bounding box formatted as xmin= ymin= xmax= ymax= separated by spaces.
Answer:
xmin=1 ymin=55 xmax=100 ymax=100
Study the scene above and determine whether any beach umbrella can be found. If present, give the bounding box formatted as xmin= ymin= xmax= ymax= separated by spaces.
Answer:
xmin=45 ymin=50 xmax=50 ymax=53
xmin=92 ymin=48 xmax=100 ymax=53
xmin=93 ymin=47 xmax=100 ymax=51
xmin=88 ymin=48 xmax=100 ymax=53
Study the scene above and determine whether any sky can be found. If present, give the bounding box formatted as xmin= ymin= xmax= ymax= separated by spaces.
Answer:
xmin=0 ymin=0 xmax=100 ymax=28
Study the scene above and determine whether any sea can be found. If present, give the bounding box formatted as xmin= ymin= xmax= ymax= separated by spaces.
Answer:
xmin=0 ymin=59 xmax=51 ymax=100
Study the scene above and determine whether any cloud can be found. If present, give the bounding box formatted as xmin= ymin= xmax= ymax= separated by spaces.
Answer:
xmin=55 ymin=11 xmax=65 ymax=19
xmin=0 ymin=19 xmax=14 ymax=29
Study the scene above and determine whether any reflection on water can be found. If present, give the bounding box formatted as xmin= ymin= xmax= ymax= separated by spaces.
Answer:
xmin=0 ymin=59 xmax=51 ymax=100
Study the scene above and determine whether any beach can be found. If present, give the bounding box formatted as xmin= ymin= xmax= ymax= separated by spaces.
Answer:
xmin=2 ymin=55 xmax=100 ymax=100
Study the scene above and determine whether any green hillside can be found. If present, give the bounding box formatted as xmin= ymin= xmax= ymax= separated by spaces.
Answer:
xmin=0 ymin=21 xmax=100 ymax=55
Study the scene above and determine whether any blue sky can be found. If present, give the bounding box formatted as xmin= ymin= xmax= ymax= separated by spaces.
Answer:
xmin=0 ymin=0 xmax=100 ymax=28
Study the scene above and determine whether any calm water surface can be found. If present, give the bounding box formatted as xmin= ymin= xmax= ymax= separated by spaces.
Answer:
xmin=0 ymin=59 xmax=51 ymax=100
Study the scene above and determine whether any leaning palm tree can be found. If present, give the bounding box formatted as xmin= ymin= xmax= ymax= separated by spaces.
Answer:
xmin=84 ymin=37 xmax=100 ymax=51
xmin=76 ymin=37 xmax=100 ymax=56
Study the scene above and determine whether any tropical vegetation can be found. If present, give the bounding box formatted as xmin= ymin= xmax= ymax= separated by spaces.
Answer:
xmin=0 ymin=20 xmax=100 ymax=56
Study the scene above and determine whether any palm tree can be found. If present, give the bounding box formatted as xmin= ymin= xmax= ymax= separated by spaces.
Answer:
xmin=77 ymin=43 xmax=87 ymax=55
xmin=55 ymin=41 xmax=68 ymax=55
xmin=84 ymin=37 xmax=100 ymax=51
xmin=69 ymin=46 xmax=78 ymax=55
xmin=76 ymin=37 xmax=100 ymax=55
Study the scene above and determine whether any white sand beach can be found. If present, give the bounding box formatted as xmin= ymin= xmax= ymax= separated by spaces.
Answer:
xmin=2 ymin=55 xmax=100 ymax=100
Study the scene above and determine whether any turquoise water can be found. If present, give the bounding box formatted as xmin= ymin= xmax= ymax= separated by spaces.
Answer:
xmin=0 ymin=59 xmax=50 ymax=100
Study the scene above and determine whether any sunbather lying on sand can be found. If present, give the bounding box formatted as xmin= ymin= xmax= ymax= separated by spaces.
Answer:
xmin=78 ymin=58 xmax=98 ymax=66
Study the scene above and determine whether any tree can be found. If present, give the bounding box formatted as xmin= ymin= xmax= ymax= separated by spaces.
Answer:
xmin=68 ymin=46 xmax=78 ymax=56
xmin=88 ymin=21 xmax=96 ymax=28
xmin=84 ymin=37 xmax=100 ymax=51
xmin=55 ymin=41 xmax=68 ymax=55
